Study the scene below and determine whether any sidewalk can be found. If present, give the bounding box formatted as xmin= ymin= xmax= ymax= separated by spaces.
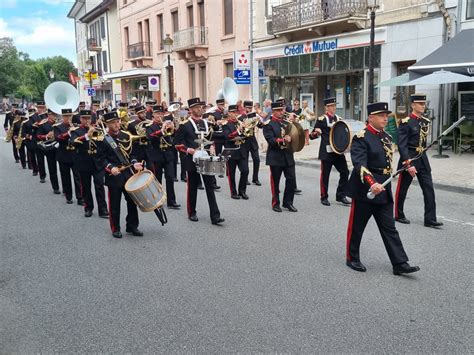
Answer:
xmin=267 ymin=138 xmax=474 ymax=194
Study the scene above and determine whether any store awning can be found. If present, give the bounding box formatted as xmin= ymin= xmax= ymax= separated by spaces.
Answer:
xmin=103 ymin=68 xmax=162 ymax=80
xmin=376 ymin=73 xmax=410 ymax=87
xmin=409 ymin=29 xmax=474 ymax=75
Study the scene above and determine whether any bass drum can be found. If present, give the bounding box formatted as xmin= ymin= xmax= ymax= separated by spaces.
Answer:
xmin=286 ymin=122 xmax=306 ymax=153
xmin=125 ymin=169 xmax=167 ymax=212
xmin=329 ymin=120 xmax=352 ymax=155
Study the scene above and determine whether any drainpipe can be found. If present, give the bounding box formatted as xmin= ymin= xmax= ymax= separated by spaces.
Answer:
xmin=249 ymin=0 xmax=254 ymax=101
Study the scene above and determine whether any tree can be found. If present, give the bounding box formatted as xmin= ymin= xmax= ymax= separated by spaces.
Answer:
xmin=37 ymin=56 xmax=77 ymax=83
xmin=0 ymin=37 xmax=22 ymax=97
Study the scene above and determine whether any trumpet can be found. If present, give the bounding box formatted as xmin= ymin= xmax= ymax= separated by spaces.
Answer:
xmin=162 ymin=121 xmax=175 ymax=136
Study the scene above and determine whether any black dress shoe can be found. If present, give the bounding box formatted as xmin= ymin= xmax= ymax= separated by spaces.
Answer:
xmin=294 ymin=189 xmax=302 ymax=195
xmin=15 ymin=159 xmax=19 ymax=163
xmin=212 ymin=184 xmax=221 ymax=190
xmin=167 ymin=202 xmax=181 ymax=209
xmin=231 ymin=194 xmax=241 ymax=200
xmin=395 ymin=217 xmax=411 ymax=224
xmin=253 ymin=180 xmax=261 ymax=186
xmin=336 ymin=197 xmax=351 ymax=205
xmin=346 ymin=260 xmax=367 ymax=272
xmin=272 ymin=205 xmax=282 ymax=212
xmin=321 ymin=199 xmax=331 ymax=206
xmin=77 ymin=199 xmax=84 ymax=206
xmin=66 ymin=199 xmax=73 ymax=204
xmin=212 ymin=218 xmax=225 ymax=225
xmin=246 ymin=181 xmax=251 ymax=185
xmin=198 ymin=185 xmax=204 ymax=190
xmin=424 ymin=221 xmax=444 ymax=229
xmin=282 ymin=204 xmax=298 ymax=212
xmin=239 ymin=192 xmax=249 ymax=200
xmin=32 ymin=172 xmax=38 ymax=176
xmin=84 ymin=210 xmax=93 ymax=217
xmin=393 ymin=262 xmax=420 ymax=275
xmin=99 ymin=210 xmax=109 ymax=218
xmin=53 ymin=190 xmax=61 ymax=195
xmin=189 ymin=214 xmax=198 ymax=222
xmin=40 ymin=178 xmax=46 ymax=183
xmin=112 ymin=231 xmax=122 ymax=238
xmin=126 ymin=227 xmax=143 ymax=236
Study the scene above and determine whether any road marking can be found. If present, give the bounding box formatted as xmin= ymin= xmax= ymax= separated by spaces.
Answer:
xmin=438 ymin=216 xmax=474 ymax=227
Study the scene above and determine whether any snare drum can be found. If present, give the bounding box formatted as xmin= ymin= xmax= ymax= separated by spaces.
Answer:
xmin=195 ymin=155 xmax=226 ymax=176
xmin=125 ymin=169 xmax=167 ymax=212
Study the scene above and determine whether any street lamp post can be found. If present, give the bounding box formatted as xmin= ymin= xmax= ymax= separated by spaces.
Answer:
xmin=85 ymin=57 xmax=94 ymax=105
xmin=367 ymin=0 xmax=379 ymax=104
xmin=49 ymin=69 xmax=55 ymax=82
xmin=163 ymin=34 xmax=174 ymax=105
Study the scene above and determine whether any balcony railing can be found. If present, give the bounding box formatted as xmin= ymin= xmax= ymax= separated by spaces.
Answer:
xmin=172 ymin=26 xmax=208 ymax=51
xmin=87 ymin=38 xmax=101 ymax=51
xmin=127 ymin=42 xmax=152 ymax=59
xmin=271 ymin=0 xmax=368 ymax=34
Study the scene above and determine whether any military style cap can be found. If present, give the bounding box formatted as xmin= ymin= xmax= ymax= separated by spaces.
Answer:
xmin=163 ymin=114 xmax=174 ymax=121
xmin=187 ymin=97 xmax=201 ymax=108
xmin=145 ymin=100 xmax=156 ymax=105
xmin=271 ymin=101 xmax=285 ymax=110
xmin=61 ymin=108 xmax=74 ymax=115
xmin=246 ymin=112 xmax=257 ymax=119
xmin=411 ymin=93 xmax=427 ymax=103
xmin=78 ymin=101 xmax=86 ymax=106
xmin=47 ymin=109 xmax=54 ymax=114
xmin=152 ymin=105 xmax=165 ymax=113
xmin=243 ymin=100 xmax=253 ymax=108
xmin=228 ymin=104 xmax=239 ymax=112
xmin=367 ymin=102 xmax=392 ymax=115
xmin=28 ymin=108 xmax=36 ymax=114
xmin=11 ymin=103 xmax=18 ymax=108
xmin=323 ymin=97 xmax=336 ymax=106
xmin=36 ymin=101 xmax=46 ymax=106
xmin=39 ymin=112 xmax=48 ymax=120
xmin=199 ymin=101 xmax=206 ymax=106
xmin=103 ymin=111 xmax=119 ymax=122
xmin=135 ymin=105 xmax=146 ymax=113
xmin=96 ymin=109 xmax=106 ymax=117
xmin=216 ymin=98 xmax=225 ymax=105
xmin=92 ymin=100 xmax=100 ymax=106
xmin=118 ymin=102 xmax=129 ymax=107
xmin=79 ymin=109 xmax=92 ymax=117
xmin=202 ymin=112 xmax=209 ymax=119
xmin=276 ymin=98 xmax=285 ymax=104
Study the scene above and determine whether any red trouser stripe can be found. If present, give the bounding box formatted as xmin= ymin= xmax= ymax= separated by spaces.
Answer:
xmin=226 ymin=161 xmax=233 ymax=195
xmin=394 ymin=172 xmax=403 ymax=219
xmin=108 ymin=188 xmax=116 ymax=233
xmin=320 ymin=161 xmax=325 ymax=198
xmin=270 ymin=168 xmax=277 ymax=207
xmin=346 ymin=199 xmax=356 ymax=261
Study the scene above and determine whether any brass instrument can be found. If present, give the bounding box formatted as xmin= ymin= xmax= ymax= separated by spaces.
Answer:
xmin=118 ymin=107 xmax=130 ymax=130
xmin=283 ymin=112 xmax=305 ymax=123
xmin=279 ymin=113 xmax=306 ymax=152
xmin=162 ymin=121 xmax=175 ymax=136
xmin=243 ymin=116 xmax=259 ymax=137
xmin=15 ymin=118 xmax=26 ymax=149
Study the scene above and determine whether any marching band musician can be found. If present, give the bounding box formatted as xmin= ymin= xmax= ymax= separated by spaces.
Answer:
xmin=242 ymin=100 xmax=262 ymax=186
xmin=3 ymin=103 xmax=20 ymax=163
xmin=36 ymin=110 xmax=60 ymax=194
xmin=91 ymin=99 xmax=101 ymax=123
xmin=174 ymin=97 xmax=225 ymax=225
xmin=210 ymin=98 xmax=227 ymax=155
xmin=54 ymin=108 xmax=83 ymax=205
xmin=346 ymin=102 xmax=420 ymax=275
xmin=394 ymin=94 xmax=443 ymax=229
xmin=145 ymin=100 xmax=156 ymax=120
xmin=69 ymin=109 xmax=109 ymax=218
xmin=12 ymin=110 xmax=28 ymax=169
xmin=98 ymin=111 xmax=144 ymax=239
xmin=72 ymin=101 xmax=85 ymax=125
xmin=22 ymin=107 xmax=39 ymax=176
xmin=222 ymin=104 xmax=250 ymax=200
xmin=127 ymin=105 xmax=149 ymax=164
xmin=28 ymin=101 xmax=48 ymax=180
xmin=310 ymin=97 xmax=350 ymax=206
xmin=145 ymin=105 xmax=181 ymax=210
xmin=263 ymin=101 xmax=298 ymax=212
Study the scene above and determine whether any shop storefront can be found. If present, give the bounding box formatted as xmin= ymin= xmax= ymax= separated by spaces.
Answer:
xmin=254 ymin=28 xmax=386 ymax=120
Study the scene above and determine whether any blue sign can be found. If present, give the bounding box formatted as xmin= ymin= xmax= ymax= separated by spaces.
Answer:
xmin=87 ymin=87 xmax=96 ymax=97
xmin=234 ymin=70 xmax=251 ymax=85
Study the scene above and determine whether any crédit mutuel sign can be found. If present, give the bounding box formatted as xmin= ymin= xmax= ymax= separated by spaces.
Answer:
xmin=283 ymin=39 xmax=338 ymax=56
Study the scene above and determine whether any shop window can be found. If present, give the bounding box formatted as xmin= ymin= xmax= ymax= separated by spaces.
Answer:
xmin=310 ymin=53 xmax=322 ymax=72
xmin=336 ymin=49 xmax=350 ymax=71
xmin=288 ymin=56 xmax=299 ymax=75
xmin=263 ymin=58 xmax=277 ymax=76
xmin=467 ymin=0 xmax=474 ymax=19
xmin=322 ymin=51 xmax=335 ymax=72
xmin=364 ymin=45 xmax=381 ymax=69
xmin=350 ymin=47 xmax=364 ymax=70
xmin=278 ymin=57 xmax=289 ymax=76
xmin=300 ymin=54 xmax=311 ymax=74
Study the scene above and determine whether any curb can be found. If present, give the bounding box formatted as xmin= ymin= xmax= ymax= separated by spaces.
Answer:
xmin=259 ymin=154 xmax=474 ymax=195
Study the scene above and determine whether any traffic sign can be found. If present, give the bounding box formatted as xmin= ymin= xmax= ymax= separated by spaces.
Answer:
xmin=84 ymin=72 xmax=98 ymax=81
xmin=234 ymin=51 xmax=251 ymax=70
xmin=87 ymin=87 xmax=96 ymax=97
xmin=234 ymin=70 xmax=251 ymax=85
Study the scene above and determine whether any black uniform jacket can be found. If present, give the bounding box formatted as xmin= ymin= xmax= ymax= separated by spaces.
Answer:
xmin=348 ymin=124 xmax=394 ymax=204
xmin=23 ymin=113 xmax=42 ymax=149
xmin=174 ymin=117 xmax=210 ymax=172
xmin=54 ymin=122 xmax=76 ymax=164
xmin=36 ymin=118 xmax=55 ymax=143
xmin=397 ymin=113 xmax=431 ymax=172
xmin=127 ymin=118 xmax=149 ymax=162
xmin=69 ymin=125 xmax=102 ymax=173
xmin=222 ymin=119 xmax=248 ymax=160
xmin=311 ymin=113 xmax=343 ymax=161
xmin=263 ymin=116 xmax=295 ymax=167
xmin=145 ymin=121 xmax=176 ymax=164
xmin=98 ymin=130 xmax=137 ymax=188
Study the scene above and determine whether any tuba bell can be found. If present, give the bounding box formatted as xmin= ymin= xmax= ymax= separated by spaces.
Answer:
xmin=44 ymin=81 xmax=80 ymax=114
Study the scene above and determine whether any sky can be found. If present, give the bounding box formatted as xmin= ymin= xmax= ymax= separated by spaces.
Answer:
xmin=0 ymin=0 xmax=77 ymax=65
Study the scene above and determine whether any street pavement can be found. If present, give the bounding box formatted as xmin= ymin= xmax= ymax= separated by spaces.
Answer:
xmin=0 ymin=137 xmax=473 ymax=353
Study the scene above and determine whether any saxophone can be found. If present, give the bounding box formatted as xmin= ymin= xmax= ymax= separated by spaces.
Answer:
xmin=15 ymin=119 xmax=25 ymax=149
xmin=5 ymin=116 xmax=18 ymax=143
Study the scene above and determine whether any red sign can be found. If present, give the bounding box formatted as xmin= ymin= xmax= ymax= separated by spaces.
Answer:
xmin=68 ymin=72 xmax=77 ymax=85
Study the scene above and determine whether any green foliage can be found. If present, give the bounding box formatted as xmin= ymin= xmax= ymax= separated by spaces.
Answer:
xmin=0 ymin=37 xmax=77 ymax=100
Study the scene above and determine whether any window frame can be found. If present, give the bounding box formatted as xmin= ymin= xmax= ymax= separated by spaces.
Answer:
xmin=222 ymin=0 xmax=234 ymax=37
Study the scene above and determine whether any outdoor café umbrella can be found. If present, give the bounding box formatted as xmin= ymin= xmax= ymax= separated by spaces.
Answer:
xmin=377 ymin=73 xmax=410 ymax=87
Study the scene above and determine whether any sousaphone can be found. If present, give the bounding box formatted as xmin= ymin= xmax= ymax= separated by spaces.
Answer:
xmin=44 ymin=81 xmax=80 ymax=114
